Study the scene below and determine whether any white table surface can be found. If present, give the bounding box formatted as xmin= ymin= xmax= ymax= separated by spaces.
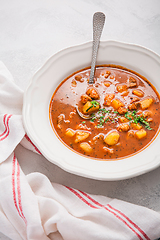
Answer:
xmin=0 ymin=0 xmax=160 ymax=239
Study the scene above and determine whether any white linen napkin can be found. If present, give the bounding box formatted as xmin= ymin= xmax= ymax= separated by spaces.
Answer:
xmin=0 ymin=61 xmax=160 ymax=240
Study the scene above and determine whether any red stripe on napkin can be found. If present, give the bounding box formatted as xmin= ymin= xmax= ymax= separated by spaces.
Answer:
xmin=78 ymin=190 xmax=150 ymax=240
xmin=107 ymin=204 xmax=150 ymax=240
xmin=0 ymin=114 xmax=12 ymax=141
xmin=12 ymin=154 xmax=27 ymax=225
xmin=66 ymin=186 xmax=150 ymax=240
xmin=24 ymin=134 xmax=42 ymax=154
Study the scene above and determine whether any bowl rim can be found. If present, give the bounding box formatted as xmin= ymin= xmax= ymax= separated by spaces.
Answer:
xmin=23 ymin=40 xmax=160 ymax=181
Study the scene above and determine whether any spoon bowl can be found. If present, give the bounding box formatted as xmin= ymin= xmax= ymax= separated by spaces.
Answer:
xmin=76 ymin=106 xmax=92 ymax=119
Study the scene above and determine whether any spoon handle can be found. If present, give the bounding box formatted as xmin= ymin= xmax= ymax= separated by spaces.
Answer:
xmin=89 ymin=12 xmax=105 ymax=84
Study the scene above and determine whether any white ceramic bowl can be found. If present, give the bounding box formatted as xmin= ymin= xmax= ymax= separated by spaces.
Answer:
xmin=23 ymin=41 xmax=160 ymax=180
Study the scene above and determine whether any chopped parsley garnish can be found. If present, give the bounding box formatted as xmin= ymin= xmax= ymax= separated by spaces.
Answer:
xmin=124 ymin=112 xmax=132 ymax=120
xmin=135 ymin=116 xmax=152 ymax=130
xmin=125 ymin=110 xmax=152 ymax=130
xmin=105 ymin=117 xmax=110 ymax=122
xmin=97 ymin=123 xmax=103 ymax=128
xmin=113 ymin=111 xmax=119 ymax=114
xmin=98 ymin=108 xmax=108 ymax=114
xmin=91 ymin=100 xmax=100 ymax=107
xmin=89 ymin=107 xmax=152 ymax=130
xmin=90 ymin=113 xmax=96 ymax=122
xmin=86 ymin=100 xmax=100 ymax=112
xmin=90 ymin=108 xmax=119 ymax=127
xmin=90 ymin=118 xmax=95 ymax=122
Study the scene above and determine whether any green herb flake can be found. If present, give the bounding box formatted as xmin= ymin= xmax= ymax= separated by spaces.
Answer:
xmin=91 ymin=100 xmax=100 ymax=107
xmin=105 ymin=118 xmax=110 ymax=122
xmin=86 ymin=100 xmax=100 ymax=112
xmin=125 ymin=112 xmax=132 ymax=121
xmin=90 ymin=118 xmax=96 ymax=122
xmin=97 ymin=123 xmax=103 ymax=128
xmin=125 ymin=110 xmax=152 ymax=130
xmin=145 ymin=125 xmax=152 ymax=130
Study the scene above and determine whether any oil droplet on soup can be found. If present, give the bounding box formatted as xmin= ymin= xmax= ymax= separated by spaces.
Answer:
xmin=49 ymin=65 xmax=160 ymax=160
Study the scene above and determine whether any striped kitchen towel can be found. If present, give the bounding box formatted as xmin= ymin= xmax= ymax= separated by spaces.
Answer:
xmin=0 ymin=61 xmax=160 ymax=240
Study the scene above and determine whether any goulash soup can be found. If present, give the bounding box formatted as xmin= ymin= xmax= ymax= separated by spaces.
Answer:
xmin=49 ymin=65 xmax=160 ymax=160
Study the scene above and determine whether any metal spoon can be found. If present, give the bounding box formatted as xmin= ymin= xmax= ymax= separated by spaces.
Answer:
xmin=76 ymin=107 xmax=91 ymax=119
xmin=89 ymin=11 xmax=105 ymax=84
xmin=76 ymin=12 xmax=106 ymax=119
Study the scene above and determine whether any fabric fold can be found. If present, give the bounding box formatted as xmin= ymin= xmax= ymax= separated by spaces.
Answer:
xmin=0 ymin=61 xmax=160 ymax=240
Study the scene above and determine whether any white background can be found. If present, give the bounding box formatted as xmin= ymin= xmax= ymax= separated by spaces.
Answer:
xmin=0 ymin=0 xmax=160 ymax=239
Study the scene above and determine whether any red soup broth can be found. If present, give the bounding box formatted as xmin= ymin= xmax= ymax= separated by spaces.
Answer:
xmin=49 ymin=65 xmax=160 ymax=160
